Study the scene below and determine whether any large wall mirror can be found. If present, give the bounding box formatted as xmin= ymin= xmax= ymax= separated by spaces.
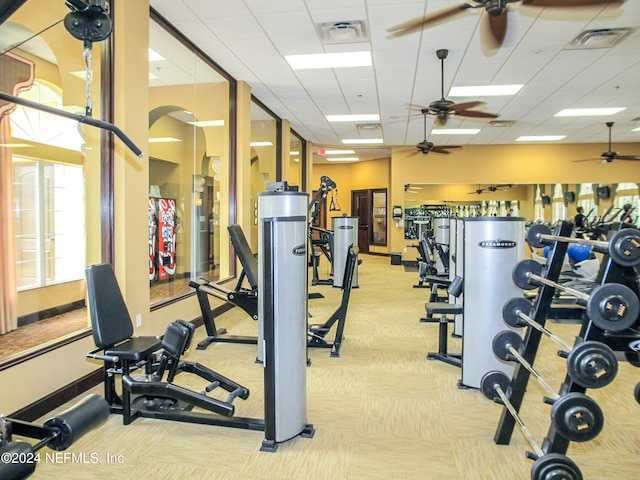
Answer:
xmin=403 ymin=182 xmax=640 ymax=241
xmin=0 ymin=1 xmax=106 ymax=362
xmin=148 ymin=15 xmax=233 ymax=306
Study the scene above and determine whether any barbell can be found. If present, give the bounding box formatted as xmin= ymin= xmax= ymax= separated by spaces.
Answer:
xmin=527 ymin=224 xmax=640 ymax=267
xmin=512 ymin=259 xmax=640 ymax=333
xmin=502 ymin=297 xmax=619 ymax=389
xmin=481 ymin=371 xmax=584 ymax=480
xmin=492 ymin=330 xmax=604 ymax=443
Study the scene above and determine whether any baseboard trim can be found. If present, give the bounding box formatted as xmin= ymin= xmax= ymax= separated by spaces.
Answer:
xmin=9 ymin=369 xmax=103 ymax=420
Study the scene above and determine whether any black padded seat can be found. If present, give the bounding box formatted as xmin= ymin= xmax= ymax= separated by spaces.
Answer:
xmin=426 ymin=302 xmax=463 ymax=316
xmin=103 ymin=337 xmax=162 ymax=363
xmin=86 ymin=263 xmax=161 ymax=360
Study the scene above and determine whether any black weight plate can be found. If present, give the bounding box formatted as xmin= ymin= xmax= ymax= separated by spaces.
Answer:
xmin=502 ymin=297 xmax=533 ymax=328
xmin=492 ymin=330 xmax=523 ymax=362
xmin=480 ymin=370 xmax=511 ymax=403
xmin=587 ymin=283 xmax=640 ymax=333
xmin=531 ymin=453 xmax=583 ymax=480
xmin=635 ymin=382 xmax=640 ymax=405
xmin=624 ymin=351 xmax=640 ymax=368
xmin=513 ymin=259 xmax=543 ymax=291
xmin=527 ymin=224 xmax=552 ymax=249
xmin=550 ymin=392 xmax=604 ymax=443
xmin=608 ymin=228 xmax=640 ymax=267
xmin=567 ymin=341 xmax=618 ymax=389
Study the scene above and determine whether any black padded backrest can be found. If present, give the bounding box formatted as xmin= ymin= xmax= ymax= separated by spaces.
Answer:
xmin=419 ymin=239 xmax=434 ymax=266
xmin=448 ymin=275 xmax=464 ymax=298
xmin=227 ymin=224 xmax=258 ymax=289
xmin=85 ymin=263 xmax=133 ymax=349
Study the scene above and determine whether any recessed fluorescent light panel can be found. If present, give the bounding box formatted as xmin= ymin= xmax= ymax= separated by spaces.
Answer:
xmin=149 ymin=49 xmax=165 ymax=61
xmin=187 ymin=120 xmax=225 ymax=127
xmin=449 ymin=85 xmax=523 ymax=97
xmin=250 ymin=141 xmax=273 ymax=147
xmin=326 ymin=114 xmax=380 ymax=122
xmin=431 ymin=129 xmax=480 ymax=135
xmin=516 ymin=135 xmax=566 ymax=142
xmin=341 ymin=138 xmax=383 ymax=145
xmin=285 ymin=51 xmax=371 ymax=70
xmin=149 ymin=137 xmax=181 ymax=143
xmin=555 ymin=107 xmax=626 ymax=117
xmin=290 ymin=151 xmax=299 ymax=155
xmin=633 ymin=127 xmax=640 ymax=132
xmin=327 ymin=157 xmax=359 ymax=162
xmin=322 ymin=149 xmax=355 ymax=155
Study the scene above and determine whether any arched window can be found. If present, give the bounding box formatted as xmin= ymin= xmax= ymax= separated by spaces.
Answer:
xmin=11 ymin=81 xmax=85 ymax=151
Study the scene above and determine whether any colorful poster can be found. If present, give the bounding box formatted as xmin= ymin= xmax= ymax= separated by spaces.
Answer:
xmin=148 ymin=198 xmax=157 ymax=282
xmin=157 ymin=198 xmax=177 ymax=280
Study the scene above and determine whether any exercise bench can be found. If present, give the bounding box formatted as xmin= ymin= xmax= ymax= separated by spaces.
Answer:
xmin=190 ymin=224 xmax=259 ymax=349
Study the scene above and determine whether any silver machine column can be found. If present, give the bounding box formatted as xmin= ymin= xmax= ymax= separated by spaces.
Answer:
xmin=433 ymin=217 xmax=450 ymax=276
xmin=332 ymin=215 xmax=359 ymax=288
xmin=258 ymin=190 xmax=315 ymax=452
xmin=450 ymin=218 xmax=464 ymax=337
xmin=461 ymin=217 xmax=524 ymax=389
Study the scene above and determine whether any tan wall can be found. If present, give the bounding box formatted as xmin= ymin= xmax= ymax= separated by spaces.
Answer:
xmin=390 ymin=143 xmax=640 ymax=260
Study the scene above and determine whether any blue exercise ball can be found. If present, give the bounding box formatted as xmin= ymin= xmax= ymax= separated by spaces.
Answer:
xmin=543 ymin=246 xmax=551 ymax=258
xmin=567 ymin=243 xmax=591 ymax=263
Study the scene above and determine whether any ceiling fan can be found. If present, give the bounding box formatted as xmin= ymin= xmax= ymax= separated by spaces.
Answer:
xmin=407 ymin=49 xmax=499 ymax=127
xmin=574 ymin=122 xmax=640 ymax=163
xmin=412 ymin=112 xmax=462 ymax=155
xmin=468 ymin=184 xmax=514 ymax=194
xmin=386 ymin=0 xmax=620 ymax=49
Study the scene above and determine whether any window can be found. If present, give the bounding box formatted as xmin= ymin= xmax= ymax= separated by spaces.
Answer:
xmin=11 ymin=83 xmax=86 ymax=290
xmin=14 ymin=158 xmax=85 ymax=289
xmin=551 ymin=184 xmax=566 ymax=223
xmin=371 ymin=189 xmax=387 ymax=245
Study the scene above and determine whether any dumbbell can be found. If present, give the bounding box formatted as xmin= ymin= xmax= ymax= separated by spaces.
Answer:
xmin=502 ymin=298 xmax=619 ymax=389
xmin=512 ymin=259 xmax=640 ymax=333
xmin=527 ymin=224 xmax=640 ymax=267
xmin=481 ymin=371 xmax=583 ymax=480
xmin=493 ymin=330 xmax=604 ymax=443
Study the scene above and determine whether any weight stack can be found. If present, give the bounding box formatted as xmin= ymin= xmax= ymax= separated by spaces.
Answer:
xmin=332 ymin=215 xmax=359 ymax=288
xmin=258 ymin=191 xmax=313 ymax=451
xmin=452 ymin=218 xmax=464 ymax=337
xmin=433 ymin=217 xmax=450 ymax=275
xmin=461 ymin=217 xmax=525 ymax=389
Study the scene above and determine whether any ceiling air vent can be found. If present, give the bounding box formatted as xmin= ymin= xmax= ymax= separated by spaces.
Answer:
xmin=565 ymin=28 xmax=632 ymax=50
xmin=316 ymin=21 xmax=369 ymax=44
xmin=356 ymin=122 xmax=381 ymax=130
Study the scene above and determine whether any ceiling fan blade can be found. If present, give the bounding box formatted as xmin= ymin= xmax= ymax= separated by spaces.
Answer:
xmin=455 ymin=109 xmax=499 ymax=119
xmin=487 ymin=11 xmax=508 ymax=48
xmin=449 ymin=101 xmax=485 ymax=111
xmin=614 ymin=155 xmax=640 ymax=161
xmin=386 ymin=4 xmax=473 ymax=38
xmin=430 ymin=147 xmax=452 ymax=154
xmin=573 ymin=157 xmax=606 ymax=163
